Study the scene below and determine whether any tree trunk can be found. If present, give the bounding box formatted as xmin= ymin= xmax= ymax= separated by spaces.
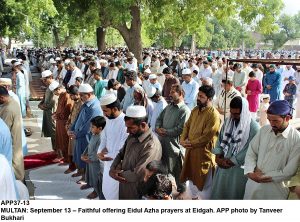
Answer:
xmin=8 ymin=38 xmax=12 ymax=51
xmin=62 ymin=34 xmax=72 ymax=48
xmin=52 ymin=27 xmax=61 ymax=49
xmin=96 ymin=26 xmax=106 ymax=51
xmin=191 ymin=34 xmax=196 ymax=53
xmin=114 ymin=5 xmax=143 ymax=64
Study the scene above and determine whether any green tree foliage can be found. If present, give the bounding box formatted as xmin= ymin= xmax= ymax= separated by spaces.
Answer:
xmin=143 ymin=0 xmax=283 ymax=50
xmin=0 ymin=0 xmax=57 ymax=44
xmin=264 ymin=13 xmax=300 ymax=50
xmin=0 ymin=0 xmax=284 ymax=54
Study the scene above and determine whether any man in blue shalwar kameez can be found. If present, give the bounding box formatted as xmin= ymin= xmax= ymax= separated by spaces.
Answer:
xmin=263 ymin=64 xmax=282 ymax=102
xmin=69 ymin=84 xmax=103 ymax=181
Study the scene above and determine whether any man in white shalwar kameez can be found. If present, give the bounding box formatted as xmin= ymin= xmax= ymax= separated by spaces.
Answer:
xmin=244 ymin=100 xmax=300 ymax=199
xmin=97 ymin=94 xmax=128 ymax=199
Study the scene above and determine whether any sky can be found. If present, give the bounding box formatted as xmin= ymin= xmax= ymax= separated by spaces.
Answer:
xmin=282 ymin=0 xmax=300 ymax=15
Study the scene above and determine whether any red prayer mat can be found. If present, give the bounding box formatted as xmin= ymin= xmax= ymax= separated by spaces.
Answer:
xmin=24 ymin=151 xmax=59 ymax=170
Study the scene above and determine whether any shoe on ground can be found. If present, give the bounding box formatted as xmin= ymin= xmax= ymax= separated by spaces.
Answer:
xmin=76 ymin=178 xmax=86 ymax=184
xmin=87 ymin=191 xmax=98 ymax=199
xmin=80 ymin=184 xmax=91 ymax=190
xmin=71 ymin=172 xmax=82 ymax=177
xmin=64 ymin=168 xmax=76 ymax=174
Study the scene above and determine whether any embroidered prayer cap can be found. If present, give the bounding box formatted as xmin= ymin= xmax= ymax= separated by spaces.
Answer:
xmin=126 ymin=105 xmax=147 ymax=118
xmin=49 ymin=81 xmax=59 ymax=91
xmin=0 ymin=78 xmax=12 ymax=86
xmin=267 ymin=100 xmax=292 ymax=116
xmin=288 ymin=76 xmax=296 ymax=81
xmin=100 ymin=93 xmax=117 ymax=106
xmin=269 ymin=64 xmax=276 ymax=68
xmin=144 ymin=68 xmax=151 ymax=74
xmin=149 ymin=74 xmax=157 ymax=80
xmin=78 ymin=83 xmax=94 ymax=93
xmin=182 ymin=68 xmax=192 ymax=75
xmin=55 ymin=57 xmax=61 ymax=61
xmin=146 ymin=86 xmax=157 ymax=98
xmin=41 ymin=70 xmax=52 ymax=78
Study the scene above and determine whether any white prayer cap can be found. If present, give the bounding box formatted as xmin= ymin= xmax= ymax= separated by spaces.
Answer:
xmin=100 ymin=93 xmax=117 ymax=106
xmin=149 ymin=74 xmax=157 ymax=80
xmin=49 ymin=58 xmax=56 ymax=64
xmin=55 ymin=57 xmax=61 ymax=61
xmin=146 ymin=86 xmax=157 ymax=98
xmin=182 ymin=68 xmax=192 ymax=75
xmin=144 ymin=68 xmax=151 ymax=74
xmin=211 ymin=63 xmax=218 ymax=69
xmin=261 ymin=94 xmax=270 ymax=99
xmin=0 ymin=78 xmax=12 ymax=85
xmin=78 ymin=83 xmax=94 ymax=93
xmin=99 ymin=59 xmax=108 ymax=64
xmin=64 ymin=59 xmax=71 ymax=65
xmin=222 ymin=76 xmax=233 ymax=82
xmin=203 ymin=77 xmax=213 ymax=86
xmin=126 ymin=105 xmax=147 ymax=118
xmin=41 ymin=70 xmax=52 ymax=78
xmin=49 ymin=81 xmax=59 ymax=91
xmin=14 ymin=61 xmax=22 ymax=66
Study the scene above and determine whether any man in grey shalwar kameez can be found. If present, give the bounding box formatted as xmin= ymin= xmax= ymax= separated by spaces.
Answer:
xmin=155 ymin=84 xmax=190 ymax=197
xmin=38 ymin=70 xmax=58 ymax=151
xmin=110 ymin=106 xmax=162 ymax=199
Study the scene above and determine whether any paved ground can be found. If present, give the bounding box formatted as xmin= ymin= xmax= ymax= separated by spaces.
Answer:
xmin=24 ymin=68 xmax=96 ymax=200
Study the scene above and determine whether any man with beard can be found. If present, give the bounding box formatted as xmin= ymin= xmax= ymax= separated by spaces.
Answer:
xmin=155 ymin=84 xmax=190 ymax=198
xmin=97 ymin=94 xmax=128 ymax=199
xmin=263 ymin=64 xmax=282 ymax=102
xmin=38 ymin=70 xmax=59 ymax=151
xmin=0 ymin=86 xmax=24 ymax=181
xmin=141 ymin=68 xmax=152 ymax=93
xmin=65 ymin=85 xmax=83 ymax=174
xmin=211 ymin=96 xmax=260 ymax=199
xmin=244 ymin=100 xmax=300 ymax=199
xmin=109 ymin=105 xmax=162 ymax=199
xmin=68 ymin=84 xmax=103 ymax=182
xmin=162 ymin=67 xmax=180 ymax=103
xmin=180 ymin=85 xmax=221 ymax=199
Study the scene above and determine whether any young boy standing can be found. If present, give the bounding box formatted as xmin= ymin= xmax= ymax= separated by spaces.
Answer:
xmin=283 ymin=76 xmax=297 ymax=110
xmin=81 ymin=116 xmax=106 ymax=199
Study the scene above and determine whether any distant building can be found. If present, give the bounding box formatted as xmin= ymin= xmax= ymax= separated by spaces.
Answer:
xmin=251 ymin=32 xmax=272 ymax=49
xmin=250 ymin=32 xmax=300 ymax=50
